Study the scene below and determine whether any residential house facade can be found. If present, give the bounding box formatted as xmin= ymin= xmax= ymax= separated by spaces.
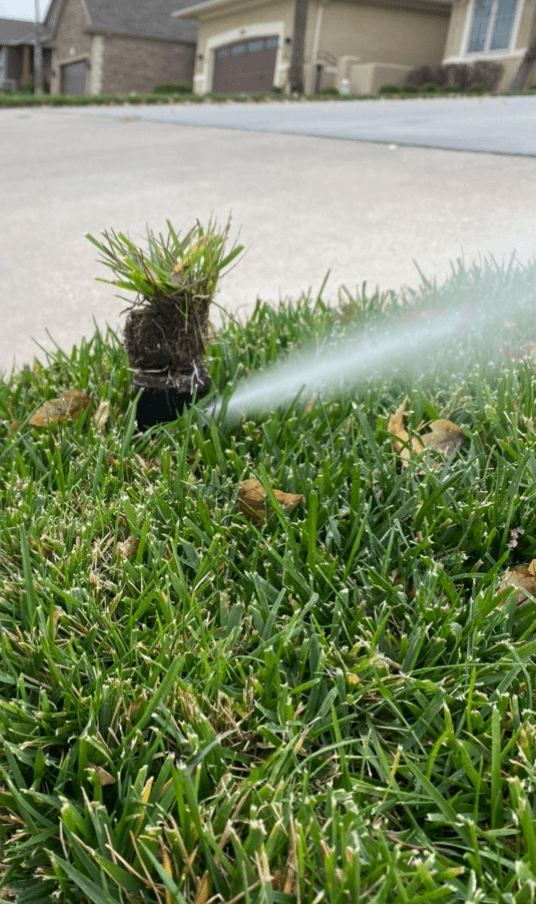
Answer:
xmin=43 ymin=0 xmax=198 ymax=95
xmin=0 ymin=18 xmax=52 ymax=91
xmin=174 ymin=0 xmax=536 ymax=94
xmin=173 ymin=0 xmax=453 ymax=95
xmin=443 ymin=0 xmax=536 ymax=89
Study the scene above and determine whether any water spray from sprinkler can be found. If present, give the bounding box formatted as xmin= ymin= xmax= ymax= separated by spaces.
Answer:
xmin=212 ymin=302 xmax=483 ymax=423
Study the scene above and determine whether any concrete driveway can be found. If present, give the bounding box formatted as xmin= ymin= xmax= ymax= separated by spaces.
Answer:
xmin=1 ymin=97 xmax=536 ymax=373
xmin=61 ymin=94 xmax=536 ymax=156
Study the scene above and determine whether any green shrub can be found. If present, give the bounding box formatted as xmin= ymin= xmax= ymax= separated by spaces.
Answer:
xmin=152 ymin=81 xmax=193 ymax=95
xmin=203 ymin=92 xmax=228 ymax=102
xmin=421 ymin=82 xmax=439 ymax=93
xmin=399 ymin=83 xmax=420 ymax=94
xmin=250 ymin=91 xmax=275 ymax=101
xmin=317 ymin=87 xmax=340 ymax=97
xmin=378 ymin=84 xmax=400 ymax=94
xmin=406 ymin=64 xmax=447 ymax=88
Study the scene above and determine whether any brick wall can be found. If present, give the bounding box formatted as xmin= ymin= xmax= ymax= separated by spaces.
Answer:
xmin=101 ymin=34 xmax=195 ymax=94
xmin=50 ymin=0 xmax=91 ymax=94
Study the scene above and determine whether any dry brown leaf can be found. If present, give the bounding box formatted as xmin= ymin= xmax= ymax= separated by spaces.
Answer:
xmin=94 ymin=766 xmax=116 ymax=786
xmin=237 ymin=479 xmax=304 ymax=523
xmin=115 ymin=536 xmax=140 ymax=560
xmin=93 ymin=400 xmax=111 ymax=434
xmin=421 ymin=420 xmax=463 ymax=456
xmin=389 ymin=400 xmax=462 ymax=467
xmin=29 ymin=390 xmax=91 ymax=427
xmin=498 ymin=563 xmax=536 ymax=604
xmin=387 ymin=398 xmax=423 ymax=467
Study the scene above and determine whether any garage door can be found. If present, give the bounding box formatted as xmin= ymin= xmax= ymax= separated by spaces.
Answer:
xmin=213 ymin=37 xmax=278 ymax=94
xmin=61 ymin=60 xmax=88 ymax=95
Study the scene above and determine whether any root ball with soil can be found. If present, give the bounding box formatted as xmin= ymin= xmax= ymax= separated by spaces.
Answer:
xmin=87 ymin=218 xmax=243 ymax=427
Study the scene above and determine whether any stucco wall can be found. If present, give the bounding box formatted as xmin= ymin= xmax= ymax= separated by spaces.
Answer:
xmin=442 ymin=0 xmax=536 ymax=90
xmin=320 ymin=0 xmax=450 ymax=67
xmin=101 ymin=35 xmax=195 ymax=94
xmin=50 ymin=0 xmax=91 ymax=94
xmin=515 ymin=0 xmax=536 ymax=49
xmin=192 ymin=0 xmax=450 ymax=94
xmin=442 ymin=0 xmax=468 ymax=57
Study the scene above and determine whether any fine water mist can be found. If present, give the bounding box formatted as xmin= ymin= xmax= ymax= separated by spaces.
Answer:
xmin=210 ymin=254 xmax=536 ymax=422
xmin=213 ymin=302 xmax=491 ymax=422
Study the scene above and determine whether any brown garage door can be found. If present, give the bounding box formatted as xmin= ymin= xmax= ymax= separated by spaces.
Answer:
xmin=213 ymin=37 xmax=278 ymax=94
xmin=61 ymin=60 xmax=88 ymax=95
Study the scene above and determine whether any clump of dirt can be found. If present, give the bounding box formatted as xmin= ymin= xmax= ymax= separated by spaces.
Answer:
xmin=123 ymin=298 xmax=209 ymax=372
xmin=86 ymin=218 xmax=243 ymax=427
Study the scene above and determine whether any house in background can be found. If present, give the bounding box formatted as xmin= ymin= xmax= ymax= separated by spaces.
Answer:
xmin=0 ymin=18 xmax=52 ymax=91
xmin=443 ymin=0 xmax=535 ymax=90
xmin=43 ymin=0 xmax=198 ymax=95
xmin=173 ymin=0 xmax=453 ymax=96
xmin=174 ymin=0 xmax=536 ymax=94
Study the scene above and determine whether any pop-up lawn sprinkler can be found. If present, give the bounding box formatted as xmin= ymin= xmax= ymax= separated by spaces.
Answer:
xmin=87 ymin=219 xmax=242 ymax=429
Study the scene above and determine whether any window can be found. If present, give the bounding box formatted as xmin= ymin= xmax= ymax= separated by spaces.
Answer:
xmin=0 ymin=48 xmax=5 ymax=81
xmin=248 ymin=40 xmax=264 ymax=53
xmin=265 ymin=38 xmax=279 ymax=49
xmin=217 ymin=48 xmax=230 ymax=59
xmin=466 ymin=0 xmax=519 ymax=53
xmin=232 ymin=44 xmax=246 ymax=55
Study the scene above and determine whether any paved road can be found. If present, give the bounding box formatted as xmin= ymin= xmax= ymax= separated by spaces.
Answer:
xmin=61 ymin=95 xmax=536 ymax=156
xmin=1 ymin=99 xmax=535 ymax=373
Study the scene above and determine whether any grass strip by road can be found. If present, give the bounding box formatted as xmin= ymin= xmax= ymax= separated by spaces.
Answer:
xmin=1 ymin=255 xmax=536 ymax=901
xmin=2 ymin=84 xmax=536 ymax=108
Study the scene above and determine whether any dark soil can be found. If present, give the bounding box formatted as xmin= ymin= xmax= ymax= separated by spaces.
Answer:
xmin=124 ymin=301 xmax=209 ymax=372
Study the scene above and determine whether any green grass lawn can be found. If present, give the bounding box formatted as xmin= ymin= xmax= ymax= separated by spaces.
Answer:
xmin=2 ymin=255 xmax=536 ymax=902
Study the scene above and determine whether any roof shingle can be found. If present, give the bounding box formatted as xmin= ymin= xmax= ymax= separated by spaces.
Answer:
xmin=0 ymin=17 xmax=49 ymax=45
xmin=84 ymin=0 xmax=198 ymax=42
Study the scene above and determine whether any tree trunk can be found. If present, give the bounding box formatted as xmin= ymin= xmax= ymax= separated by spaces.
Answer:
xmin=508 ymin=37 xmax=536 ymax=92
xmin=288 ymin=0 xmax=309 ymax=94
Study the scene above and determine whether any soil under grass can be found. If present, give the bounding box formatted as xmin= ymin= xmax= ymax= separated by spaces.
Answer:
xmin=1 ymin=256 xmax=536 ymax=902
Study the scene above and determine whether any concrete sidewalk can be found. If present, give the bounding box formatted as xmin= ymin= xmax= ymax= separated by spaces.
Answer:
xmin=1 ymin=104 xmax=535 ymax=373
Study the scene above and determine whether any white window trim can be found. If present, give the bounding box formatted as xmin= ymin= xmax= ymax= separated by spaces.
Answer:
xmin=455 ymin=0 xmax=525 ymax=60
xmin=196 ymin=21 xmax=285 ymax=93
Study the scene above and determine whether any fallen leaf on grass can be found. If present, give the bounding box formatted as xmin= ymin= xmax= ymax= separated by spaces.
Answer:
xmin=421 ymin=419 xmax=463 ymax=456
xmin=498 ymin=560 xmax=536 ymax=604
xmin=93 ymin=400 xmax=111 ymax=434
xmin=238 ymin=479 xmax=304 ymax=523
xmin=388 ymin=398 xmax=423 ymax=467
xmin=29 ymin=390 xmax=91 ymax=427
xmin=115 ymin=536 xmax=140 ymax=560
xmin=388 ymin=398 xmax=462 ymax=467
xmin=93 ymin=766 xmax=116 ymax=786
